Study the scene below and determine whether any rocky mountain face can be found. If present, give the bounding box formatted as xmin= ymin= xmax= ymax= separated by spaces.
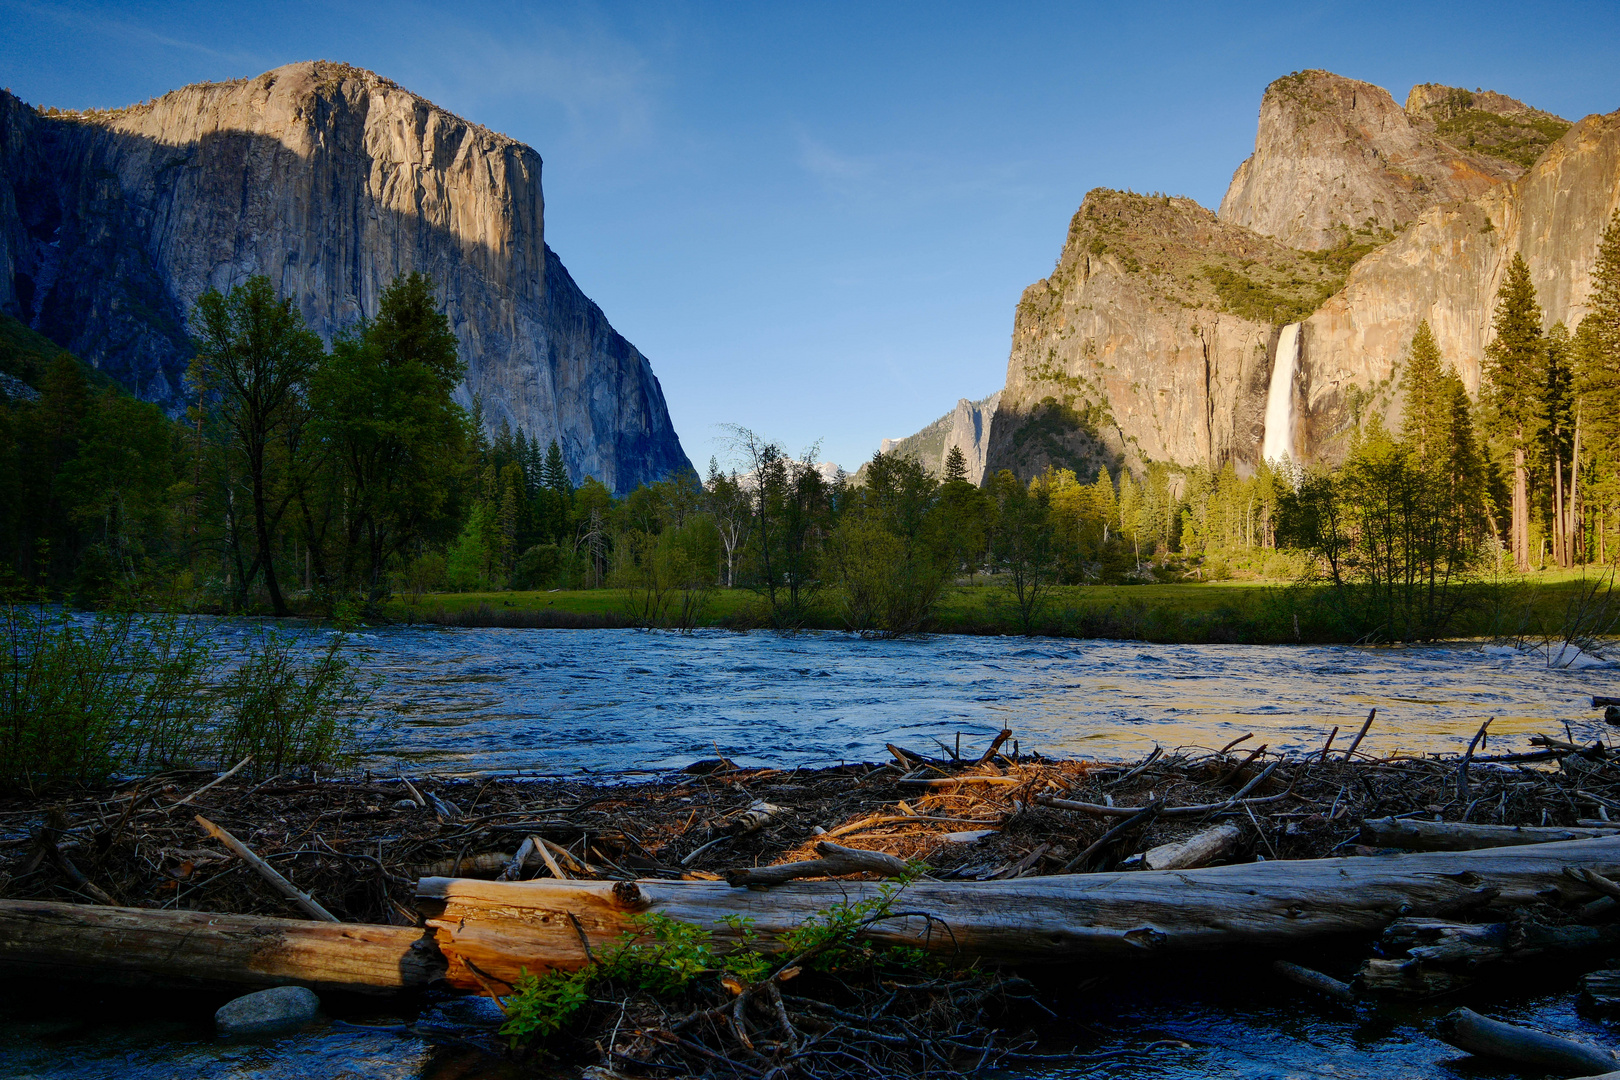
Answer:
xmin=0 ymin=61 xmax=690 ymax=492
xmin=961 ymin=70 xmax=1611 ymax=483
xmin=871 ymin=392 xmax=1000 ymax=484
xmin=1217 ymin=71 xmax=1523 ymax=251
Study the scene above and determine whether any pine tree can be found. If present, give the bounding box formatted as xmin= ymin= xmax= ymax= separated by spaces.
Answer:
xmin=1577 ymin=211 xmax=1620 ymax=564
xmin=543 ymin=438 xmax=572 ymax=495
xmin=1481 ymin=253 xmax=1546 ymax=571
xmin=1399 ymin=321 xmax=1448 ymax=462
xmin=942 ymin=445 xmax=969 ymax=484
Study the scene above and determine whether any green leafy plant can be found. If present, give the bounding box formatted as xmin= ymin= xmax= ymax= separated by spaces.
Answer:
xmin=215 ymin=630 xmax=365 ymax=776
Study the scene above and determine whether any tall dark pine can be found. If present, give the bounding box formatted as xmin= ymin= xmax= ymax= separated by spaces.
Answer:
xmin=1481 ymin=254 xmax=1545 ymax=572
xmin=942 ymin=445 xmax=970 ymax=484
xmin=543 ymin=439 xmax=572 ymax=495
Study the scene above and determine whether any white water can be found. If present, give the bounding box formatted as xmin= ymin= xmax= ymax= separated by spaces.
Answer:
xmin=1261 ymin=322 xmax=1300 ymax=463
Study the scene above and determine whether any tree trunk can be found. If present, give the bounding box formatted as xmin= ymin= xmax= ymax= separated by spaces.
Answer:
xmin=1571 ymin=415 xmax=1583 ymax=565
xmin=1360 ymin=817 xmax=1620 ymax=851
xmin=416 ymin=835 xmax=1620 ymax=990
xmin=1513 ymin=445 xmax=1529 ymax=572
xmin=0 ymin=899 xmax=440 ymax=992
xmin=1555 ymin=449 xmax=1567 ymax=568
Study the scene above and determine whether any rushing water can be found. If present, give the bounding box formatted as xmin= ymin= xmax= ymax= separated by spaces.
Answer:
xmin=5 ymin=625 xmax=1618 ymax=1078
xmin=303 ymin=626 xmax=1620 ymax=775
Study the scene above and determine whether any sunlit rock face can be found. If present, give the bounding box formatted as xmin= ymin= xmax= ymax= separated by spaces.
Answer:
xmin=1297 ymin=107 xmax=1620 ymax=462
xmin=0 ymin=61 xmax=690 ymax=492
xmin=978 ymin=73 xmax=1614 ymax=480
xmin=1218 ymin=70 xmax=1522 ymax=251
xmin=876 ymin=392 xmax=1000 ymax=484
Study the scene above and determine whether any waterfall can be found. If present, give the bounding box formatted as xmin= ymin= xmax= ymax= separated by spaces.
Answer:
xmin=1262 ymin=323 xmax=1300 ymax=464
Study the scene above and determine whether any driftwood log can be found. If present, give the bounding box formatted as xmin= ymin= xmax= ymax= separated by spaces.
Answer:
xmin=1142 ymin=823 xmax=1244 ymax=870
xmin=1359 ymin=918 xmax=1620 ymax=996
xmin=0 ymin=899 xmax=440 ymax=992
xmin=724 ymin=842 xmax=908 ymax=887
xmin=416 ymin=834 xmax=1620 ymax=990
xmin=1362 ymin=817 xmax=1620 ymax=851
xmin=1436 ymin=1007 xmax=1619 ymax=1074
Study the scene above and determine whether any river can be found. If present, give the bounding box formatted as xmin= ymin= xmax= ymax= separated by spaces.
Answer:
xmin=5 ymin=626 xmax=1617 ymax=1078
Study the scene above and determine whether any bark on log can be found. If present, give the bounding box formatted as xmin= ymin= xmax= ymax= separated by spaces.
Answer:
xmin=1360 ymin=919 xmax=1620 ymax=996
xmin=415 ymin=834 xmax=1620 ymax=990
xmin=1436 ymin=1007 xmax=1619 ymax=1074
xmin=1272 ymin=959 xmax=1356 ymax=1004
xmin=1362 ymin=817 xmax=1620 ymax=851
xmin=0 ymin=899 xmax=441 ymax=992
xmin=1582 ymin=970 xmax=1620 ymax=1012
xmin=724 ymin=842 xmax=908 ymax=887
xmin=1142 ymin=824 xmax=1244 ymax=871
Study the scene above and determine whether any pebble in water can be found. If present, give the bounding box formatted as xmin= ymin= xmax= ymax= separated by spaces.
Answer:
xmin=215 ymin=986 xmax=320 ymax=1036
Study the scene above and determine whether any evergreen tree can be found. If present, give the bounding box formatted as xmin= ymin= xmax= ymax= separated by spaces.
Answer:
xmin=1399 ymin=321 xmax=1448 ymax=462
xmin=1544 ymin=324 xmax=1575 ymax=565
xmin=1577 ymin=211 xmax=1620 ymax=564
xmin=942 ymin=445 xmax=969 ymax=484
xmin=1481 ymin=253 xmax=1546 ymax=571
xmin=543 ymin=438 xmax=572 ymax=495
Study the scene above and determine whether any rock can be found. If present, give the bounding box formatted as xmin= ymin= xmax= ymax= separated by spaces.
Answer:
xmin=0 ymin=62 xmax=691 ymax=492
xmin=392 ymin=799 xmax=419 ymax=812
xmin=1218 ymin=70 xmax=1523 ymax=251
xmin=868 ymin=392 xmax=1000 ymax=485
xmin=973 ymin=72 xmax=1611 ymax=481
xmin=940 ymin=830 xmax=997 ymax=844
xmin=214 ymin=985 xmax=320 ymax=1036
xmin=682 ymin=758 xmax=736 ymax=775
xmin=1605 ymin=706 xmax=1620 ymax=727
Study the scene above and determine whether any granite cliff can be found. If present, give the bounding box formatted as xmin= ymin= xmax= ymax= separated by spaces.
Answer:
xmin=954 ymin=70 xmax=1611 ymax=483
xmin=869 ymin=392 xmax=1000 ymax=484
xmin=0 ymin=61 xmax=690 ymax=492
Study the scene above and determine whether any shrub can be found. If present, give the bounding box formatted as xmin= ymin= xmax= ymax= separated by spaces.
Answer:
xmin=0 ymin=605 xmax=214 ymax=789
xmin=215 ymin=630 xmax=365 ymax=776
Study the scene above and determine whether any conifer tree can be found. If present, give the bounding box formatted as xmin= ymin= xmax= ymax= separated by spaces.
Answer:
xmin=1577 ymin=211 xmax=1620 ymax=564
xmin=543 ymin=438 xmax=572 ymax=495
xmin=1544 ymin=324 xmax=1575 ymax=565
xmin=1399 ymin=321 xmax=1448 ymax=462
xmin=942 ymin=444 xmax=969 ymax=484
xmin=1481 ymin=253 xmax=1546 ymax=571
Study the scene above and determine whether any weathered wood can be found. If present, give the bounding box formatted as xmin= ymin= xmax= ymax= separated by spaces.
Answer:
xmin=724 ymin=842 xmax=908 ymax=887
xmin=1362 ymin=817 xmax=1620 ymax=851
xmin=1437 ymin=1007 xmax=1619 ymax=1074
xmin=196 ymin=815 xmax=339 ymax=922
xmin=1143 ymin=823 xmax=1244 ymax=871
xmin=1359 ymin=919 xmax=1620 ymax=996
xmin=0 ymin=899 xmax=440 ymax=992
xmin=1272 ymin=959 xmax=1356 ymax=1004
xmin=1582 ymin=969 xmax=1620 ymax=1012
xmin=415 ymin=834 xmax=1620 ymax=990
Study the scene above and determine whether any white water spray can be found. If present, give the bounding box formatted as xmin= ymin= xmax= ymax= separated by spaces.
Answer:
xmin=1262 ymin=323 xmax=1300 ymax=464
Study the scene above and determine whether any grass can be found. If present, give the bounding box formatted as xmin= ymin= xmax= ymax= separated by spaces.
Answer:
xmin=385 ymin=571 xmax=1615 ymax=646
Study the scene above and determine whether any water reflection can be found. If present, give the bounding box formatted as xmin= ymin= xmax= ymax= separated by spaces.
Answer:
xmin=223 ymin=625 xmax=1619 ymax=774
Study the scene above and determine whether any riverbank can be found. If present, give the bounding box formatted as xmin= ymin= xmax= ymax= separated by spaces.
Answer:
xmin=387 ymin=572 xmax=1616 ymax=645
xmin=6 ymin=721 xmax=1620 ymax=1077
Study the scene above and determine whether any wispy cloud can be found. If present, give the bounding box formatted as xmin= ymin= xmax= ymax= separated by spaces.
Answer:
xmin=794 ymin=126 xmax=1037 ymax=209
xmin=3 ymin=0 xmax=263 ymax=67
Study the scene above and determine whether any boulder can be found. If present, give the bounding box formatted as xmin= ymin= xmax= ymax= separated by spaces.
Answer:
xmin=214 ymin=985 xmax=320 ymax=1036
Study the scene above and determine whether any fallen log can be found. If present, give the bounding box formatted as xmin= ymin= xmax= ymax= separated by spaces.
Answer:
xmin=1436 ymin=1007 xmax=1619 ymax=1074
xmin=0 ymin=899 xmax=440 ymax=992
xmin=1142 ymin=823 xmax=1244 ymax=871
xmin=416 ymin=834 xmax=1620 ymax=990
xmin=724 ymin=842 xmax=907 ymax=887
xmin=1358 ymin=918 xmax=1620 ymax=996
xmin=1362 ymin=818 xmax=1620 ymax=851
xmin=1273 ymin=959 xmax=1356 ymax=1004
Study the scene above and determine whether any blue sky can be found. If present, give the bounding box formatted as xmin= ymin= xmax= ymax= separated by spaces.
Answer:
xmin=3 ymin=2 xmax=1617 ymax=472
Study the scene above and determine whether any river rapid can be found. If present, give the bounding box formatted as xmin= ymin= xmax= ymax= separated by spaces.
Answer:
xmin=6 ymin=625 xmax=1618 ymax=1079
xmin=323 ymin=626 xmax=1616 ymax=774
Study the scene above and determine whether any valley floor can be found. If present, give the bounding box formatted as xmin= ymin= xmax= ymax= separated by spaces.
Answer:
xmin=387 ymin=571 xmax=1614 ymax=646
